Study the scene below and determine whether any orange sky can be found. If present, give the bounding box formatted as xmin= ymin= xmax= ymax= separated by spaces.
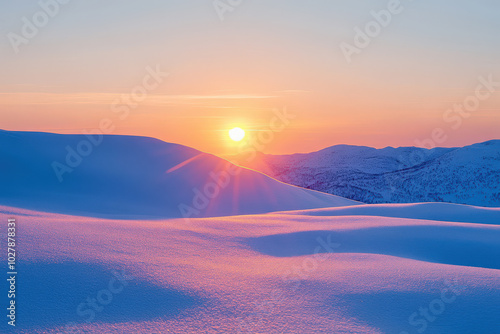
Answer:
xmin=1 ymin=1 xmax=499 ymax=155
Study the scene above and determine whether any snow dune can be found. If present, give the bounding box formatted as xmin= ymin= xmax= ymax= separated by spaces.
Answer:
xmin=1 ymin=204 xmax=499 ymax=333
xmin=281 ymin=202 xmax=500 ymax=225
xmin=1 ymin=130 xmax=499 ymax=333
xmin=246 ymin=222 xmax=500 ymax=270
xmin=0 ymin=130 xmax=358 ymax=219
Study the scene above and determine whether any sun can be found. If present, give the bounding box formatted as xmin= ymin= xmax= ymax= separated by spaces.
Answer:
xmin=229 ymin=127 xmax=245 ymax=142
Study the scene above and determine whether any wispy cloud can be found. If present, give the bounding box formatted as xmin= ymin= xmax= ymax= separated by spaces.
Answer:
xmin=0 ymin=92 xmax=278 ymax=106
xmin=170 ymin=94 xmax=277 ymax=100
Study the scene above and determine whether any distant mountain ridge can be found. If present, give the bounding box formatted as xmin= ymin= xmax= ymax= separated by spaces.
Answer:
xmin=228 ymin=140 xmax=500 ymax=207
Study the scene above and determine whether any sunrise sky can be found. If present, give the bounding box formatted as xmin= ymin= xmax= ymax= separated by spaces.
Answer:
xmin=1 ymin=0 xmax=499 ymax=155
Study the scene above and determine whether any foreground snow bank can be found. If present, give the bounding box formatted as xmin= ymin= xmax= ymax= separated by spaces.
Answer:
xmin=1 ymin=204 xmax=499 ymax=334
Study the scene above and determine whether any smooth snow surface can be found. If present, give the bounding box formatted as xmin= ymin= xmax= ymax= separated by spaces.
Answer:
xmin=1 ymin=203 xmax=499 ymax=334
xmin=281 ymin=202 xmax=500 ymax=225
xmin=0 ymin=130 xmax=358 ymax=219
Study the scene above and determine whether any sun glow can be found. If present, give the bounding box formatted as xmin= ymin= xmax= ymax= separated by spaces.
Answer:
xmin=229 ymin=127 xmax=246 ymax=142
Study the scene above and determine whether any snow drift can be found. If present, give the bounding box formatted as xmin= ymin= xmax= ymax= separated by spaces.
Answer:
xmin=1 ymin=204 xmax=499 ymax=333
xmin=281 ymin=202 xmax=500 ymax=225
xmin=0 ymin=130 xmax=357 ymax=218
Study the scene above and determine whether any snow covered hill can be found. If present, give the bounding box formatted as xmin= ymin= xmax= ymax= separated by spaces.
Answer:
xmin=229 ymin=140 xmax=500 ymax=207
xmin=0 ymin=130 xmax=357 ymax=219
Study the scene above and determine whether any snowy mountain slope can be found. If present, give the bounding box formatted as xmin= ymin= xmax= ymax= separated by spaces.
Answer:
xmin=251 ymin=144 xmax=454 ymax=174
xmin=0 ymin=130 xmax=358 ymax=219
xmin=1 ymin=204 xmax=499 ymax=333
xmin=229 ymin=140 xmax=500 ymax=207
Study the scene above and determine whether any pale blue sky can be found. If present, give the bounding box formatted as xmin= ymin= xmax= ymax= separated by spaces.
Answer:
xmin=1 ymin=0 xmax=499 ymax=153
